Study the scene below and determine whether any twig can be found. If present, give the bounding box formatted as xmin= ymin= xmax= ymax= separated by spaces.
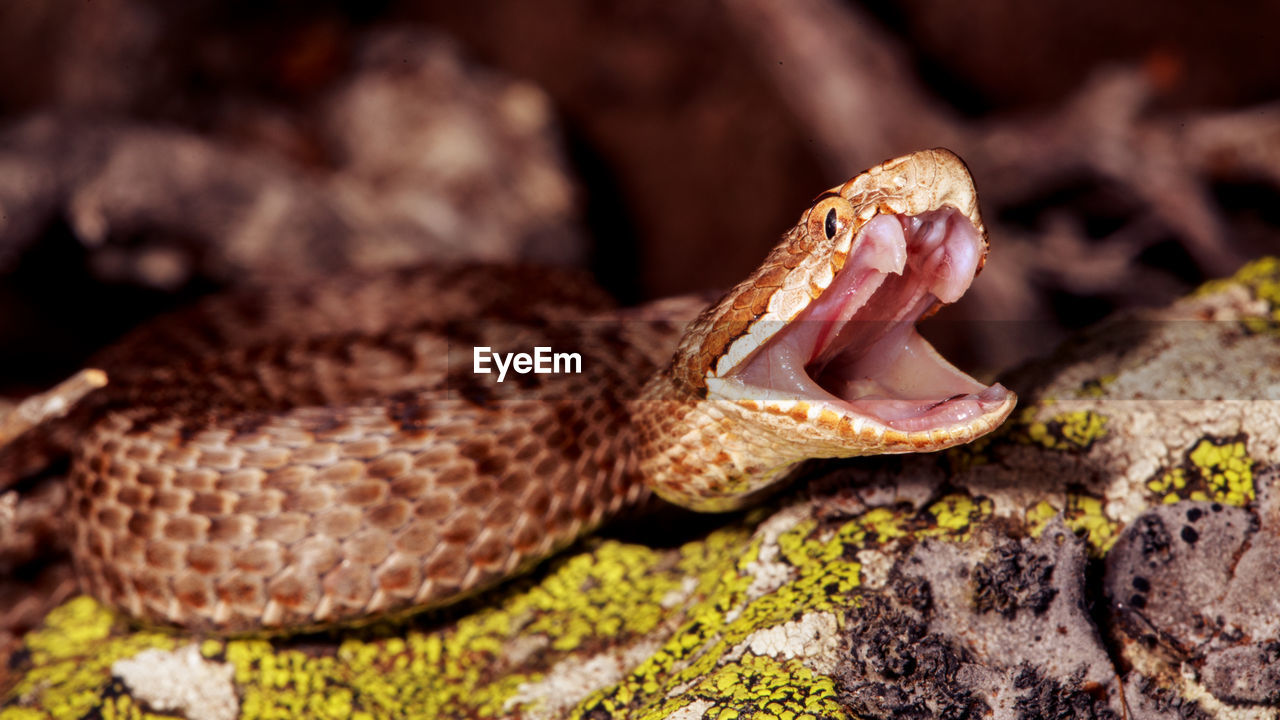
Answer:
xmin=0 ymin=369 xmax=108 ymax=448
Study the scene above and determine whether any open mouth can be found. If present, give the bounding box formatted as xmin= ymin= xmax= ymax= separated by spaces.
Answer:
xmin=724 ymin=207 xmax=1011 ymax=434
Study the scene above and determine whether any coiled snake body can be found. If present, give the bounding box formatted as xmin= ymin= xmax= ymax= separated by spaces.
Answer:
xmin=4 ymin=149 xmax=1016 ymax=632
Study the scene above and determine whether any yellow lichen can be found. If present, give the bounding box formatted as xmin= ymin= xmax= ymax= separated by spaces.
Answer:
xmin=1062 ymin=495 xmax=1119 ymax=555
xmin=0 ymin=708 xmax=51 ymax=720
xmin=1195 ymin=256 xmax=1280 ymax=333
xmin=1146 ymin=436 xmax=1255 ymax=506
xmin=1147 ymin=467 xmax=1187 ymax=497
xmin=1190 ymin=438 xmax=1255 ymax=505
xmin=1076 ymin=374 xmax=1118 ymax=398
xmin=1025 ymin=410 xmax=1108 ymax=451
xmin=214 ymin=539 xmax=690 ymax=718
xmin=7 ymin=534 xmax=727 ymax=720
xmin=97 ymin=693 xmax=172 ymax=720
xmin=1023 ymin=495 xmax=1117 ymax=554
xmin=1196 ymin=256 xmax=1280 ymax=307
xmin=859 ymin=507 xmax=910 ymax=544
xmin=569 ymin=501 xmax=973 ymax=719
xmin=675 ymin=654 xmax=843 ymax=720
xmin=4 ymin=597 xmax=177 ymax=720
xmin=523 ymin=541 xmax=684 ymax=651
xmin=1025 ymin=501 xmax=1059 ymax=538
xmin=994 ymin=399 xmax=1110 ymax=455
xmin=8 ymin=491 xmax=1001 ymax=720
xmin=922 ymin=494 xmax=992 ymax=540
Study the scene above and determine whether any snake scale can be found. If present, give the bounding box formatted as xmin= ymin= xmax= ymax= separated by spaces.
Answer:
xmin=2 ymin=149 xmax=1016 ymax=633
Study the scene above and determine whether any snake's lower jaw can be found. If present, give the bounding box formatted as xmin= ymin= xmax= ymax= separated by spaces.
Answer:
xmin=711 ymin=205 xmax=1016 ymax=456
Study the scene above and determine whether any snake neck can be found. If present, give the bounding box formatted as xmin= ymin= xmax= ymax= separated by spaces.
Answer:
xmin=629 ymin=368 xmax=803 ymax=513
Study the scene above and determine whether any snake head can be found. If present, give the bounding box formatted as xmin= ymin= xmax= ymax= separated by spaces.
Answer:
xmin=647 ymin=149 xmax=1016 ymax=511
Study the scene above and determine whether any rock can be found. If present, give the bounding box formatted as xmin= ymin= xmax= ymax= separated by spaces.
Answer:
xmin=1107 ymin=467 xmax=1280 ymax=707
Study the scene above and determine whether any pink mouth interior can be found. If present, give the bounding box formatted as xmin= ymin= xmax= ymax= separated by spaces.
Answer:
xmin=728 ymin=208 xmax=1011 ymax=432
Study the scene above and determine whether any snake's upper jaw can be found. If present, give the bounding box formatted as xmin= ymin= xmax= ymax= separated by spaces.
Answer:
xmin=712 ymin=206 xmax=1015 ymax=454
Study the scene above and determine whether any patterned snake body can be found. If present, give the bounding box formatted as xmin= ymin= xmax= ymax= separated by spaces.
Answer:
xmin=11 ymin=149 xmax=1016 ymax=632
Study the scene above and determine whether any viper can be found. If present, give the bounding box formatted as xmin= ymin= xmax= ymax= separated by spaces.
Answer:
xmin=0 ymin=148 xmax=1015 ymax=633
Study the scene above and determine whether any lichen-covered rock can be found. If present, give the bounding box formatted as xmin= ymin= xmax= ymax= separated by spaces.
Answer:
xmin=1106 ymin=467 xmax=1280 ymax=708
xmin=3 ymin=259 xmax=1279 ymax=719
xmin=838 ymin=519 xmax=1119 ymax=718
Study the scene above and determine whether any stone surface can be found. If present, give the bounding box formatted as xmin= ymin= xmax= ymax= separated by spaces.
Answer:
xmin=1106 ymin=467 xmax=1280 ymax=708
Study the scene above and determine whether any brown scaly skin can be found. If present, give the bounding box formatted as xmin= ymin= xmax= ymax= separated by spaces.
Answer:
xmin=2 ymin=149 xmax=1014 ymax=632
xmin=61 ymin=275 xmax=684 ymax=633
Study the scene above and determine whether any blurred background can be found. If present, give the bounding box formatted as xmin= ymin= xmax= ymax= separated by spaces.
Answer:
xmin=0 ymin=0 xmax=1277 ymax=392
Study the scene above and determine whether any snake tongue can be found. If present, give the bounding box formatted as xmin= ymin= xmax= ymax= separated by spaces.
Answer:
xmin=730 ymin=207 xmax=1010 ymax=433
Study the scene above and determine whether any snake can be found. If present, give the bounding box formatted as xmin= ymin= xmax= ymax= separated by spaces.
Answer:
xmin=2 ymin=148 xmax=1016 ymax=633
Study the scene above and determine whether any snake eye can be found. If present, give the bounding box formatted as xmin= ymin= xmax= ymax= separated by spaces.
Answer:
xmin=807 ymin=195 xmax=855 ymax=244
